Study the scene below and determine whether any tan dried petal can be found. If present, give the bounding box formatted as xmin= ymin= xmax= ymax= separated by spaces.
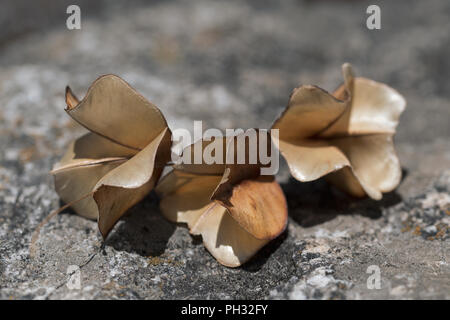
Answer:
xmin=65 ymin=75 xmax=168 ymax=150
xmin=65 ymin=86 xmax=80 ymax=109
xmin=274 ymin=138 xmax=349 ymax=182
xmin=53 ymin=160 xmax=125 ymax=219
xmin=155 ymin=169 xmax=222 ymax=228
xmin=320 ymin=65 xmax=406 ymax=137
xmin=190 ymin=203 xmax=269 ymax=268
xmin=328 ymin=134 xmax=402 ymax=200
xmin=94 ymin=128 xmax=171 ymax=238
xmin=272 ymin=85 xmax=347 ymax=141
xmin=212 ymin=175 xmax=288 ymax=240
xmin=53 ymin=132 xmax=136 ymax=172
xmin=51 ymin=133 xmax=136 ymax=219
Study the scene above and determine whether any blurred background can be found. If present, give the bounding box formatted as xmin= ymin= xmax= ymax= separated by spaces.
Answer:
xmin=0 ymin=0 xmax=449 ymax=299
xmin=1 ymin=0 xmax=449 ymax=134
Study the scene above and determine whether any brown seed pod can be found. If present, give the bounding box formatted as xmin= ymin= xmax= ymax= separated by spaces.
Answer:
xmin=52 ymin=75 xmax=172 ymax=238
xmin=156 ymin=132 xmax=288 ymax=267
xmin=272 ymin=63 xmax=406 ymax=200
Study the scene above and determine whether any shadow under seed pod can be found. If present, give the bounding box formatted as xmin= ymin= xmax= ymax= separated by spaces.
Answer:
xmin=104 ymin=193 xmax=176 ymax=257
xmin=281 ymin=174 xmax=404 ymax=228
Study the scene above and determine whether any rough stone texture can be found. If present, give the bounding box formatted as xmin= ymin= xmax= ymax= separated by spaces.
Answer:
xmin=0 ymin=0 xmax=449 ymax=299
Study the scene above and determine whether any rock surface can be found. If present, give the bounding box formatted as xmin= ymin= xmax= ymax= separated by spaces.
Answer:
xmin=0 ymin=0 xmax=449 ymax=299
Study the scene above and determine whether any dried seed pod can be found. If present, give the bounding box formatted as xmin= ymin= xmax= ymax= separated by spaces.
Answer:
xmin=272 ymin=63 xmax=406 ymax=200
xmin=156 ymin=132 xmax=288 ymax=267
xmin=52 ymin=75 xmax=172 ymax=238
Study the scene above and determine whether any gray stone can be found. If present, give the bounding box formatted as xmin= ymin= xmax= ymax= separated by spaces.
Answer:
xmin=0 ymin=0 xmax=449 ymax=299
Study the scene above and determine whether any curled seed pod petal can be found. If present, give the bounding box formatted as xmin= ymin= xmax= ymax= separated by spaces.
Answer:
xmin=65 ymin=74 xmax=169 ymax=150
xmin=190 ymin=203 xmax=269 ymax=268
xmin=212 ymin=175 xmax=288 ymax=240
xmin=94 ymin=128 xmax=171 ymax=238
xmin=156 ymin=170 xmax=222 ymax=228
